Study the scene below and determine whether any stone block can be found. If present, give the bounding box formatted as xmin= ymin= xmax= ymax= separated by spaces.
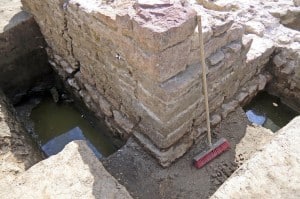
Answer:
xmin=188 ymin=24 xmax=244 ymax=65
xmin=273 ymin=54 xmax=286 ymax=67
xmin=190 ymin=25 xmax=213 ymax=50
xmin=226 ymin=41 xmax=242 ymax=53
xmin=0 ymin=141 xmax=133 ymax=199
xmin=137 ymin=63 xmax=202 ymax=102
xmin=221 ymin=100 xmax=239 ymax=119
xmin=245 ymin=21 xmax=265 ymax=37
xmin=99 ymin=95 xmax=113 ymax=117
xmin=134 ymin=129 xmax=195 ymax=167
xmin=246 ymin=34 xmax=275 ymax=65
xmin=210 ymin=114 xmax=221 ymax=127
xmin=137 ymin=81 xmax=202 ymax=122
xmin=136 ymin=99 xmax=197 ymax=146
xmin=128 ymin=37 xmax=192 ymax=82
xmin=196 ymin=0 xmax=239 ymax=12
xmin=132 ymin=2 xmax=197 ymax=52
xmin=258 ymin=74 xmax=267 ymax=90
xmin=207 ymin=50 xmax=225 ymax=66
xmin=236 ymin=92 xmax=249 ymax=105
xmin=211 ymin=18 xmax=234 ymax=36
xmin=67 ymin=78 xmax=80 ymax=91
xmin=113 ymin=110 xmax=134 ymax=133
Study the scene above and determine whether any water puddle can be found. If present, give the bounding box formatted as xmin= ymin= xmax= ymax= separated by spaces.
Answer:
xmin=244 ymin=92 xmax=299 ymax=132
xmin=30 ymin=96 xmax=118 ymax=157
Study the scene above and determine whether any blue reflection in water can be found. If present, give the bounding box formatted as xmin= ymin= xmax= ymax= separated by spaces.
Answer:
xmin=246 ymin=110 xmax=266 ymax=125
xmin=42 ymin=127 xmax=102 ymax=158
xmin=244 ymin=92 xmax=299 ymax=132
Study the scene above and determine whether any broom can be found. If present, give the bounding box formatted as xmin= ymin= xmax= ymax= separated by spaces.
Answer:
xmin=193 ymin=16 xmax=230 ymax=169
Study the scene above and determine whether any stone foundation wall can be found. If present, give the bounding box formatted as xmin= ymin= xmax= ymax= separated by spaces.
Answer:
xmin=22 ymin=0 xmax=271 ymax=166
xmin=268 ymin=46 xmax=300 ymax=112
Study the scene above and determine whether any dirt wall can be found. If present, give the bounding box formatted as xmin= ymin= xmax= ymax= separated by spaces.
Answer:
xmin=0 ymin=2 xmax=52 ymax=102
xmin=0 ymin=89 xmax=43 ymax=184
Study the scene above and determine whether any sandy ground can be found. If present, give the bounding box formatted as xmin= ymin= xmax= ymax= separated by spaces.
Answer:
xmin=211 ymin=116 xmax=300 ymax=199
xmin=0 ymin=0 xmax=31 ymax=32
xmin=103 ymin=107 xmax=273 ymax=199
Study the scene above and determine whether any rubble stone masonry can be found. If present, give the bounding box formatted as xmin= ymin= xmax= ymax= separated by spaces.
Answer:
xmin=22 ymin=0 xmax=273 ymax=166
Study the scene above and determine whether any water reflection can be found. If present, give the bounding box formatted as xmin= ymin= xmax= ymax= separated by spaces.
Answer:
xmin=31 ymin=97 xmax=117 ymax=157
xmin=244 ymin=92 xmax=299 ymax=132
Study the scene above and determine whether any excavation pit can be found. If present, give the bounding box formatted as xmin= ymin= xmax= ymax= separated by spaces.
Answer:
xmin=1 ymin=0 xmax=300 ymax=198
xmin=244 ymin=91 xmax=299 ymax=132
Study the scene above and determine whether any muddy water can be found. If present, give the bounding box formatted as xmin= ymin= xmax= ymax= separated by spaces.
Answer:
xmin=244 ymin=92 xmax=299 ymax=132
xmin=30 ymin=97 xmax=117 ymax=157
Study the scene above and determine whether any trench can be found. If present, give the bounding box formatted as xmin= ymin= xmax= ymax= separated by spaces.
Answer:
xmin=30 ymin=96 xmax=117 ymax=157
xmin=14 ymin=71 xmax=123 ymax=159
xmin=244 ymin=91 xmax=299 ymax=132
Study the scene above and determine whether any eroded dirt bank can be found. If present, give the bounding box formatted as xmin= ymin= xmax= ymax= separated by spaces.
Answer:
xmin=0 ymin=90 xmax=43 ymax=184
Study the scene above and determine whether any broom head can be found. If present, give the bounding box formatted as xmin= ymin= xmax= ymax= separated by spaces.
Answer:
xmin=193 ymin=138 xmax=230 ymax=169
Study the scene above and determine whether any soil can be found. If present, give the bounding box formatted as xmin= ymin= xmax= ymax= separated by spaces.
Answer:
xmin=0 ymin=90 xmax=43 ymax=184
xmin=103 ymin=107 xmax=270 ymax=199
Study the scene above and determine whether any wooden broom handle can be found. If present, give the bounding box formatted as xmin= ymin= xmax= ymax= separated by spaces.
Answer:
xmin=197 ymin=16 xmax=212 ymax=146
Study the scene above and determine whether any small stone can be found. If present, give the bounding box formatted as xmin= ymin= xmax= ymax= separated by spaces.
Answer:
xmin=48 ymin=60 xmax=57 ymax=67
xmin=242 ymin=35 xmax=253 ymax=52
xmin=258 ymin=74 xmax=267 ymax=90
xmin=79 ymin=90 xmax=91 ymax=104
xmin=272 ymin=102 xmax=278 ymax=107
xmin=135 ymin=0 xmax=173 ymax=8
xmin=210 ymin=114 xmax=221 ymax=127
xmin=281 ymin=64 xmax=294 ymax=75
xmin=226 ymin=42 xmax=242 ymax=53
xmin=67 ymin=78 xmax=80 ymax=91
xmin=246 ymin=35 xmax=274 ymax=62
xmin=273 ymin=55 xmax=286 ymax=67
xmin=53 ymin=54 xmax=62 ymax=62
xmin=245 ymin=21 xmax=265 ymax=37
xmin=248 ymin=85 xmax=258 ymax=95
xmin=65 ymin=66 xmax=75 ymax=74
xmin=50 ymin=87 xmax=59 ymax=103
xmin=278 ymin=35 xmax=291 ymax=44
xmin=294 ymin=0 xmax=300 ymax=7
xmin=208 ymin=50 xmax=225 ymax=66
xmin=60 ymin=60 xmax=70 ymax=69
xmin=212 ymin=19 xmax=234 ymax=36
xmin=236 ymin=92 xmax=248 ymax=104
xmin=211 ymin=173 xmax=218 ymax=178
